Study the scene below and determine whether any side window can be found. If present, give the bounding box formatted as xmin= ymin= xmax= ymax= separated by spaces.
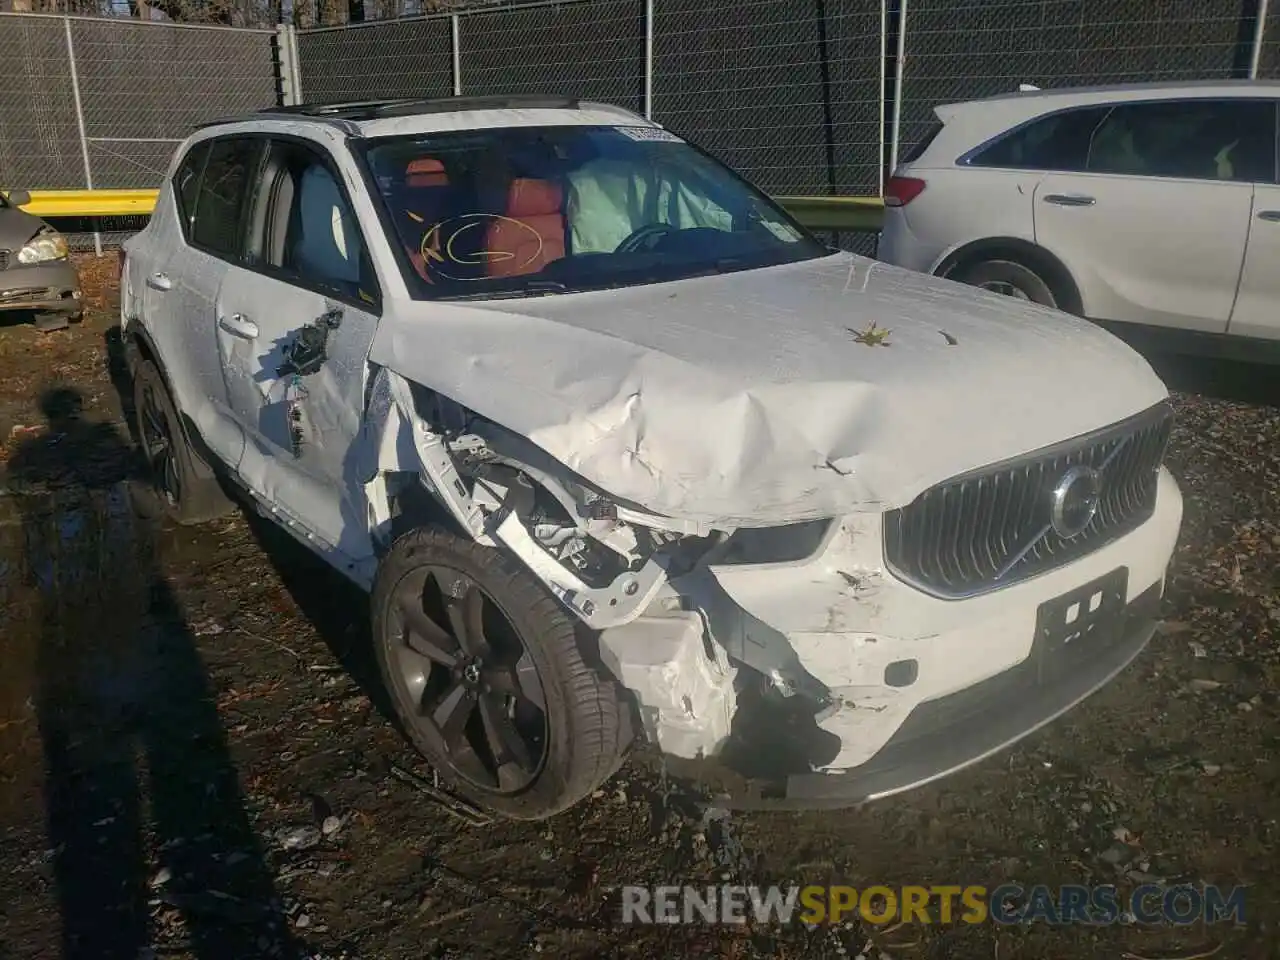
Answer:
xmin=969 ymin=107 xmax=1110 ymax=172
xmin=173 ymin=140 xmax=209 ymax=239
xmin=251 ymin=140 xmax=377 ymax=304
xmin=191 ymin=137 xmax=261 ymax=259
xmin=1085 ymin=99 xmax=1276 ymax=183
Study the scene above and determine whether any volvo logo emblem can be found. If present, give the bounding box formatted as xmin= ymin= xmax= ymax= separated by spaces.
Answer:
xmin=1049 ymin=465 xmax=1102 ymax=539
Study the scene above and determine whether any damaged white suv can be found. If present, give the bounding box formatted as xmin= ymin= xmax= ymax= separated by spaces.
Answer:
xmin=120 ymin=96 xmax=1183 ymax=819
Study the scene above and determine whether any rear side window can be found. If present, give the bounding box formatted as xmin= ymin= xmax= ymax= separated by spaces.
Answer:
xmin=901 ymin=119 xmax=943 ymax=164
xmin=172 ymin=141 xmax=209 ymax=239
xmin=191 ymin=137 xmax=261 ymax=259
xmin=1086 ymin=99 xmax=1276 ymax=183
xmin=968 ymin=107 xmax=1110 ymax=172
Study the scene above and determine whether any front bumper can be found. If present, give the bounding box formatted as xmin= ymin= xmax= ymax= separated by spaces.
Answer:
xmin=0 ymin=259 xmax=81 ymax=314
xmin=720 ymin=579 xmax=1161 ymax=809
xmin=694 ymin=467 xmax=1183 ymax=809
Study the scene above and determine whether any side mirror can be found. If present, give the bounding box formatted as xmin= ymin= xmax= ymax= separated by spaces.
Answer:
xmin=4 ymin=189 xmax=31 ymax=207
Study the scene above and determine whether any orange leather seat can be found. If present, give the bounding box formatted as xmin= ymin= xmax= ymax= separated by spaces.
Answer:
xmin=398 ymin=158 xmax=451 ymax=281
xmin=485 ymin=178 xmax=565 ymax=278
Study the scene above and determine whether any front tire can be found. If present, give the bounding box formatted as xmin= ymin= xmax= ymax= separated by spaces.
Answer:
xmin=951 ymin=258 xmax=1058 ymax=308
xmin=372 ymin=527 xmax=631 ymax=820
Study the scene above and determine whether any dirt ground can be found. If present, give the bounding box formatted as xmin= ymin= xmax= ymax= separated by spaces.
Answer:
xmin=1 ymin=256 xmax=1279 ymax=960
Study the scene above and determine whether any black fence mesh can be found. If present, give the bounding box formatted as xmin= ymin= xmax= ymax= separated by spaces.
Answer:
xmin=459 ymin=0 xmax=645 ymax=111
xmin=297 ymin=18 xmax=453 ymax=102
xmin=292 ymin=0 xmax=884 ymax=197
xmin=72 ymin=20 xmax=277 ymax=188
xmin=2 ymin=0 xmax=1275 ymax=255
xmin=653 ymin=0 xmax=881 ymax=197
xmin=0 ymin=14 xmax=276 ymax=192
xmin=0 ymin=15 xmax=84 ymax=190
xmin=898 ymin=0 xmax=1244 ymax=160
xmin=821 ymin=0 xmax=883 ymax=194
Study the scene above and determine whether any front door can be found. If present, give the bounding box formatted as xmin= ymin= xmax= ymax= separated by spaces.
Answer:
xmin=216 ymin=137 xmax=382 ymax=563
xmin=1229 ymin=179 xmax=1280 ymax=341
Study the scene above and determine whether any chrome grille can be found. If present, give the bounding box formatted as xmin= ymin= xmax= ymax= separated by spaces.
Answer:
xmin=0 ymin=250 xmax=10 ymax=270
xmin=883 ymin=402 xmax=1174 ymax=599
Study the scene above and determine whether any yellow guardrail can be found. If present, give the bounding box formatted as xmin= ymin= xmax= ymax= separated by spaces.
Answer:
xmin=775 ymin=195 xmax=884 ymax=232
xmin=19 ymin=189 xmax=160 ymax=218
xmin=11 ymin=190 xmax=886 ymax=232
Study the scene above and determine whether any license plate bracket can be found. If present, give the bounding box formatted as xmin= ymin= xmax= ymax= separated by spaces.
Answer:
xmin=1031 ymin=566 xmax=1129 ymax=684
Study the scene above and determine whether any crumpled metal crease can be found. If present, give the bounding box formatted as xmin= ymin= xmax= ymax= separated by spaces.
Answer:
xmin=369 ymin=251 xmax=1169 ymax=526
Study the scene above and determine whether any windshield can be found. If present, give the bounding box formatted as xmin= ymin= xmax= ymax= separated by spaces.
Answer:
xmin=359 ymin=124 xmax=827 ymax=300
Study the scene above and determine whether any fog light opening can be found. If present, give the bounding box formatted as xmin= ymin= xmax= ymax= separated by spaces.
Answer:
xmin=884 ymin=659 xmax=919 ymax=688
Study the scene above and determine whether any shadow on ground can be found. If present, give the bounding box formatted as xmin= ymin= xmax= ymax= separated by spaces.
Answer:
xmin=1145 ymin=351 xmax=1280 ymax=407
xmin=1 ymin=370 xmax=300 ymax=958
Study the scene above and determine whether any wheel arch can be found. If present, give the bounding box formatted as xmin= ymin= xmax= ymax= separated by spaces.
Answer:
xmin=123 ymin=322 xmax=220 ymax=482
xmin=934 ymin=236 xmax=1084 ymax=317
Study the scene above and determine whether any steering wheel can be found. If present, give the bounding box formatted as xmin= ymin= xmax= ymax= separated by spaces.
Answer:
xmin=615 ymin=223 xmax=676 ymax=254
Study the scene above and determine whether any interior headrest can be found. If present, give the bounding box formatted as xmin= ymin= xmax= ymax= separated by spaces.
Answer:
xmin=406 ymin=157 xmax=448 ymax=188
xmin=506 ymin=178 xmax=562 ymax=218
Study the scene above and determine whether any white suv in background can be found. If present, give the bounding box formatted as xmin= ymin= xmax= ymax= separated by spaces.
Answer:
xmin=878 ymin=80 xmax=1280 ymax=357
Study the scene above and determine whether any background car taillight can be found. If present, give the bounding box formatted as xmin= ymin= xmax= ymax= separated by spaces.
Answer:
xmin=884 ymin=176 xmax=926 ymax=208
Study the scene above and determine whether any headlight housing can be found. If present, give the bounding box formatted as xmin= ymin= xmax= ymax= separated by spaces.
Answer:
xmin=17 ymin=228 xmax=68 ymax=265
xmin=715 ymin=518 xmax=834 ymax=565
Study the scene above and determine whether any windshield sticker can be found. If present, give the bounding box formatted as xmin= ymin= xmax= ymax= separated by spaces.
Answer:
xmin=616 ymin=125 xmax=683 ymax=143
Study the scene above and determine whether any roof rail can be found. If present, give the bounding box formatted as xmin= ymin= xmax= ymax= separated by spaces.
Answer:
xmin=197 ymin=94 xmax=641 ymax=136
xmin=252 ymin=94 xmax=584 ymax=123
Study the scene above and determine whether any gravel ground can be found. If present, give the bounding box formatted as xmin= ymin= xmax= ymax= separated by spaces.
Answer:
xmin=0 ymin=257 xmax=1277 ymax=960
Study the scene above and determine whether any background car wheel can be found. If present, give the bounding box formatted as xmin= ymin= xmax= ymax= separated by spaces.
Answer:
xmin=131 ymin=357 xmax=233 ymax=525
xmin=372 ymin=527 xmax=632 ymax=820
xmin=951 ymin=258 xmax=1058 ymax=308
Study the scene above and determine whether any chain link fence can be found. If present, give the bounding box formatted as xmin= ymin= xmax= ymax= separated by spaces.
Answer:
xmin=0 ymin=15 xmax=84 ymax=190
xmin=292 ymin=0 xmax=886 ymax=197
xmin=461 ymin=0 xmax=645 ymax=109
xmin=651 ymin=0 xmax=881 ymax=196
xmin=5 ymin=0 xmax=1280 ymax=254
xmin=895 ymin=0 xmax=1250 ymax=164
xmin=297 ymin=17 xmax=454 ymax=103
xmin=73 ymin=18 xmax=278 ymax=189
xmin=0 ymin=12 xmax=278 ymax=247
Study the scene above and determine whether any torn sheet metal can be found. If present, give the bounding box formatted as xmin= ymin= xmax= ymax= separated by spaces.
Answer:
xmin=369 ymin=251 xmax=1168 ymax=527
xmin=812 ymin=687 xmax=916 ymax=770
xmin=598 ymin=609 xmax=737 ymax=761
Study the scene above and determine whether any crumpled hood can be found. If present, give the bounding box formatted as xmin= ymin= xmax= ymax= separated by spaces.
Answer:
xmin=370 ymin=252 xmax=1168 ymax=525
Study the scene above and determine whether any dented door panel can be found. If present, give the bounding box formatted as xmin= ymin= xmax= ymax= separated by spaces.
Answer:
xmin=216 ymin=265 xmax=379 ymax=562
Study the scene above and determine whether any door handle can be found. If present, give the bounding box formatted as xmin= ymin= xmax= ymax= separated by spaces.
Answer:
xmin=217 ymin=313 xmax=259 ymax=339
xmin=146 ymin=272 xmax=172 ymax=291
xmin=1257 ymin=210 xmax=1280 ymax=222
xmin=1043 ymin=194 xmax=1096 ymax=207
